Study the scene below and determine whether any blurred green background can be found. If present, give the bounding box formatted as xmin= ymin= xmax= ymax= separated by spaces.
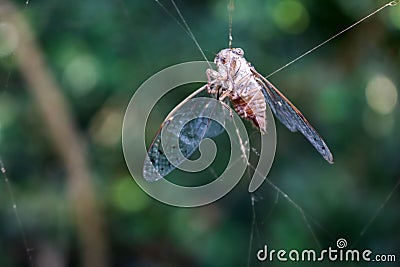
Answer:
xmin=0 ymin=0 xmax=399 ymax=266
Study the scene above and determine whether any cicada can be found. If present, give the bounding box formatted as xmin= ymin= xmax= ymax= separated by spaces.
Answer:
xmin=144 ymin=48 xmax=333 ymax=181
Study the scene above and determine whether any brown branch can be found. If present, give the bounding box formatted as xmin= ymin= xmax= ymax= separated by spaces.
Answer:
xmin=0 ymin=2 xmax=109 ymax=267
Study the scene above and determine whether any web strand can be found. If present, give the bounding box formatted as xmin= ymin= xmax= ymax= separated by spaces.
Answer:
xmin=226 ymin=118 xmax=323 ymax=248
xmin=222 ymin=104 xmax=324 ymax=248
xmin=154 ymin=0 xmax=212 ymax=69
xmin=246 ymin=193 xmax=266 ymax=267
xmin=154 ymin=0 xmax=399 ymax=254
xmin=228 ymin=0 xmax=234 ymax=48
xmin=169 ymin=0 xmax=211 ymax=66
xmin=246 ymin=195 xmax=256 ymax=267
xmin=155 ymin=0 xmax=191 ymax=37
xmin=0 ymin=158 xmax=34 ymax=267
xmin=249 ymin=165 xmax=322 ymax=248
xmin=359 ymin=177 xmax=400 ymax=237
xmin=266 ymin=0 xmax=399 ymax=78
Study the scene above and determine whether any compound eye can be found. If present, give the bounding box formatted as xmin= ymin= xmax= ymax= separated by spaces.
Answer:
xmin=234 ymin=48 xmax=244 ymax=56
xmin=220 ymin=57 xmax=227 ymax=64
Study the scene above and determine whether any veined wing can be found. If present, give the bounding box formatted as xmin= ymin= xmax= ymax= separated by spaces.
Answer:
xmin=252 ymin=69 xmax=334 ymax=163
xmin=143 ymin=85 xmax=226 ymax=182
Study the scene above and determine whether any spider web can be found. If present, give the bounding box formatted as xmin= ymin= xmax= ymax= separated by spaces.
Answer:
xmin=152 ymin=0 xmax=400 ymax=266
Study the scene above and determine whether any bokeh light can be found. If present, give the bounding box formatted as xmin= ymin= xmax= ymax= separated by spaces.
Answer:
xmin=272 ymin=0 xmax=309 ymax=34
xmin=90 ymin=105 xmax=124 ymax=147
xmin=111 ymin=176 xmax=149 ymax=213
xmin=63 ymin=54 xmax=99 ymax=95
xmin=365 ymin=74 xmax=397 ymax=115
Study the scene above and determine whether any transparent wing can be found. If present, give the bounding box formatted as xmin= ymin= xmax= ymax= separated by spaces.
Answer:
xmin=252 ymin=69 xmax=334 ymax=163
xmin=143 ymin=86 xmax=227 ymax=181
